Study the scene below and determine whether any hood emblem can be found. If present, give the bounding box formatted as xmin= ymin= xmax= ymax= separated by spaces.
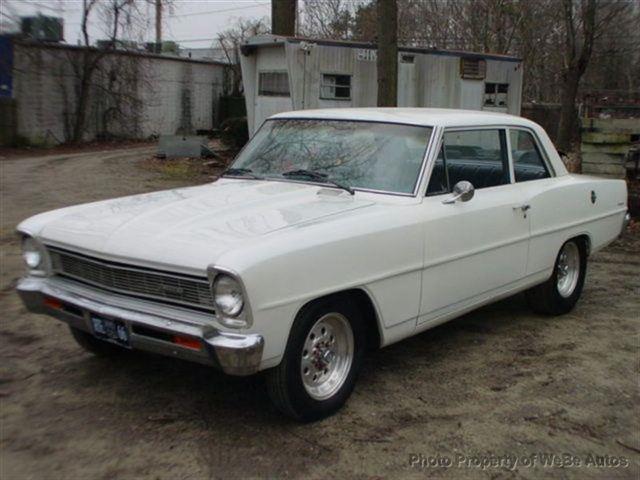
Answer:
xmin=161 ymin=285 xmax=184 ymax=296
xmin=591 ymin=190 xmax=597 ymax=204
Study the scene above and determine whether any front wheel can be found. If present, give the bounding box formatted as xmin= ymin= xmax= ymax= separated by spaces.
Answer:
xmin=525 ymin=238 xmax=587 ymax=315
xmin=265 ymin=296 xmax=365 ymax=422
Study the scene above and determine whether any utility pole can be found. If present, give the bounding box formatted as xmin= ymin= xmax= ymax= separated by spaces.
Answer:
xmin=376 ymin=0 xmax=398 ymax=107
xmin=155 ymin=0 xmax=162 ymax=53
xmin=271 ymin=0 xmax=296 ymax=36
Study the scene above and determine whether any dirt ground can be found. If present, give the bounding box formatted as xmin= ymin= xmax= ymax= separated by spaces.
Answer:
xmin=1 ymin=147 xmax=638 ymax=480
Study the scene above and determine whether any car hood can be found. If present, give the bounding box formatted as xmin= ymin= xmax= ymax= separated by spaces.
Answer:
xmin=25 ymin=179 xmax=374 ymax=274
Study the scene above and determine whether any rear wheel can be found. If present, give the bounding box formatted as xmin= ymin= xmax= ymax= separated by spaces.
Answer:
xmin=526 ymin=238 xmax=587 ymax=315
xmin=265 ymin=296 xmax=365 ymax=422
xmin=69 ymin=326 xmax=124 ymax=356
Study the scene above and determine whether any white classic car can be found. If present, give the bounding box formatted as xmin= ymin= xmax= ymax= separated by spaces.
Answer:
xmin=17 ymin=109 xmax=629 ymax=421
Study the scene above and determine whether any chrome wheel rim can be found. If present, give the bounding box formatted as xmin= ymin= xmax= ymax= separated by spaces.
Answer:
xmin=300 ymin=313 xmax=354 ymax=401
xmin=557 ymin=242 xmax=580 ymax=298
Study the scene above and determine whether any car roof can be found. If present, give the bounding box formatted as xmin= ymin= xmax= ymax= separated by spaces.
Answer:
xmin=270 ymin=108 xmax=539 ymax=129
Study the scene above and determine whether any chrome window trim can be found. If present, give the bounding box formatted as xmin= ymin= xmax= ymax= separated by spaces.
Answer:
xmin=428 ymin=126 xmax=512 ymax=190
xmin=227 ymin=117 xmax=436 ymax=198
xmin=506 ymin=126 xmax=556 ymax=179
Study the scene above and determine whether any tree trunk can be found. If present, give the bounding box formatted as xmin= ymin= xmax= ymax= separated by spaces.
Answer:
xmin=272 ymin=0 xmax=297 ymax=36
xmin=376 ymin=0 xmax=397 ymax=107
xmin=556 ymin=70 xmax=580 ymax=152
xmin=155 ymin=0 xmax=162 ymax=53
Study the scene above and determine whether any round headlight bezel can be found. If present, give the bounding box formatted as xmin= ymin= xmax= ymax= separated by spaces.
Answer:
xmin=21 ymin=236 xmax=50 ymax=276
xmin=22 ymin=237 xmax=43 ymax=269
xmin=213 ymin=274 xmax=245 ymax=319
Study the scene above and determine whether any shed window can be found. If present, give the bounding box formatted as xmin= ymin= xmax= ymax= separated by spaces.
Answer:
xmin=320 ymin=74 xmax=351 ymax=100
xmin=460 ymin=58 xmax=486 ymax=79
xmin=484 ymin=82 xmax=508 ymax=107
xmin=258 ymin=71 xmax=290 ymax=97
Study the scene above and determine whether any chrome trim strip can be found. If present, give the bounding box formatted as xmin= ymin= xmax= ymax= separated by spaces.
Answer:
xmin=530 ymin=208 xmax=627 ymax=240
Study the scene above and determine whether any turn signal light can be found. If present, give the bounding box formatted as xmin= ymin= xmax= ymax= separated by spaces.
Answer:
xmin=44 ymin=296 xmax=63 ymax=309
xmin=172 ymin=335 xmax=202 ymax=350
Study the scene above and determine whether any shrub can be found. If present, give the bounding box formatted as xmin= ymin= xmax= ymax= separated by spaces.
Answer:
xmin=220 ymin=117 xmax=248 ymax=149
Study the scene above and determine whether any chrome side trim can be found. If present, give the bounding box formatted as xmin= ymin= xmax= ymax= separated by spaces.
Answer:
xmin=17 ymin=276 xmax=264 ymax=376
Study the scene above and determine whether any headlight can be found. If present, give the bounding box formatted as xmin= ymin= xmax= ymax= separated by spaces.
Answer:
xmin=213 ymin=274 xmax=244 ymax=318
xmin=23 ymin=237 xmax=43 ymax=269
xmin=22 ymin=236 xmax=50 ymax=275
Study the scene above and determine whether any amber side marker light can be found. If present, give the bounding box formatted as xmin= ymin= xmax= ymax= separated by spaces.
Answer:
xmin=44 ymin=296 xmax=63 ymax=309
xmin=172 ymin=335 xmax=202 ymax=350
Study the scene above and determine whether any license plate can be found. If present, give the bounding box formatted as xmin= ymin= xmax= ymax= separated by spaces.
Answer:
xmin=90 ymin=314 xmax=130 ymax=346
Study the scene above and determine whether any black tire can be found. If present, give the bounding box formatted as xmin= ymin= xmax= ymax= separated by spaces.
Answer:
xmin=265 ymin=295 xmax=366 ymax=422
xmin=69 ymin=326 xmax=124 ymax=357
xmin=525 ymin=238 xmax=587 ymax=316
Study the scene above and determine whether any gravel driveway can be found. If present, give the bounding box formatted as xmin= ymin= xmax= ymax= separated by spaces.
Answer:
xmin=1 ymin=148 xmax=638 ymax=479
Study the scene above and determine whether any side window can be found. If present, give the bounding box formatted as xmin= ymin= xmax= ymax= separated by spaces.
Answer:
xmin=320 ymin=74 xmax=351 ymax=100
xmin=484 ymin=83 xmax=509 ymax=107
xmin=426 ymin=147 xmax=449 ymax=196
xmin=443 ymin=129 xmax=510 ymax=189
xmin=258 ymin=72 xmax=290 ymax=97
xmin=509 ymin=130 xmax=550 ymax=182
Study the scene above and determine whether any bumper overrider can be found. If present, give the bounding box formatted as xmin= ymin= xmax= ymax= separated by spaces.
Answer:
xmin=17 ymin=276 xmax=264 ymax=375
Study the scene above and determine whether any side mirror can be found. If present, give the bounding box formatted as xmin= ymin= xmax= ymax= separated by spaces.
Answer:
xmin=442 ymin=180 xmax=475 ymax=205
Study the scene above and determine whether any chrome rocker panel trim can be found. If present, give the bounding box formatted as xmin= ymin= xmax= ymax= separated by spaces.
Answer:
xmin=17 ymin=276 xmax=264 ymax=376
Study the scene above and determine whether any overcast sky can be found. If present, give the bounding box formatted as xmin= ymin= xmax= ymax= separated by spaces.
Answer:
xmin=1 ymin=0 xmax=272 ymax=48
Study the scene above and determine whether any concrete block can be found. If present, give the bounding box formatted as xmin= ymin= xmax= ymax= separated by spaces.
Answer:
xmin=580 ymin=143 xmax=631 ymax=155
xmin=581 ymin=152 xmax=626 ymax=166
xmin=582 ymin=131 xmax=631 ymax=144
xmin=583 ymin=118 xmax=640 ymax=133
xmin=581 ymin=162 xmax=626 ymax=177
xmin=158 ymin=135 xmax=207 ymax=158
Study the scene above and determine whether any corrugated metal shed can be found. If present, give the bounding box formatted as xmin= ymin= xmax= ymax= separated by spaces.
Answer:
xmin=240 ymin=35 xmax=523 ymax=135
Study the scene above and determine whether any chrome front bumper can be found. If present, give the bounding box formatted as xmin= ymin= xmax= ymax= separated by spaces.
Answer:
xmin=17 ymin=276 xmax=264 ymax=376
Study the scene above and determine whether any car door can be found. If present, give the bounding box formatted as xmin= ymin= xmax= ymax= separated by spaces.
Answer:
xmin=418 ymin=127 xmax=530 ymax=326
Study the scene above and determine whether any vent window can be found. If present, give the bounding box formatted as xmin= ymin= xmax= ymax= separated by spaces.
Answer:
xmin=320 ymin=74 xmax=351 ymax=100
xmin=258 ymin=71 xmax=290 ymax=97
xmin=460 ymin=58 xmax=486 ymax=79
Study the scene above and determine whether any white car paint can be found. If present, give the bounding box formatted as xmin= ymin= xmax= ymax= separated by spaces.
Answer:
xmin=17 ymin=108 xmax=629 ymax=370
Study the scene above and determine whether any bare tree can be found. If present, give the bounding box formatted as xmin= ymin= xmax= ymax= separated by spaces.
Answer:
xmin=64 ymin=0 xmax=147 ymax=142
xmin=556 ymin=0 xmax=628 ymax=151
xmin=218 ymin=18 xmax=270 ymax=96
xmin=377 ymin=0 xmax=397 ymax=107
xmin=299 ymin=0 xmax=363 ymax=39
xmin=272 ymin=0 xmax=297 ymax=36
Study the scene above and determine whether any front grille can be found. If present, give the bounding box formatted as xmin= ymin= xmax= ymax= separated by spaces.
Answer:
xmin=49 ymin=248 xmax=214 ymax=311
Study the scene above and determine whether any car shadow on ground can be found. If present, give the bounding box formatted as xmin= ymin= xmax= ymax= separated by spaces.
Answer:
xmin=58 ymin=291 xmax=549 ymax=429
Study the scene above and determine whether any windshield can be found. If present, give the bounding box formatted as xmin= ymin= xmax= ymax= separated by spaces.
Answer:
xmin=229 ymin=119 xmax=433 ymax=194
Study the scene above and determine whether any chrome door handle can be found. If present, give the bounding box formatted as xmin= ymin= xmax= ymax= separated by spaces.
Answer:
xmin=513 ymin=204 xmax=531 ymax=217
xmin=513 ymin=204 xmax=531 ymax=212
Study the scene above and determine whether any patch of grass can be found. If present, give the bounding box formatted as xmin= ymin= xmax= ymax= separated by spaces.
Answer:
xmin=140 ymin=157 xmax=226 ymax=182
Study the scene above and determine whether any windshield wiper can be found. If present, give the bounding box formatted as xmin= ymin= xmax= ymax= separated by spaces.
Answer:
xmin=282 ymin=169 xmax=354 ymax=195
xmin=222 ymin=167 xmax=264 ymax=180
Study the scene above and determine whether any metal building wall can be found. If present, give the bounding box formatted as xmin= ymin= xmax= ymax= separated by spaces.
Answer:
xmin=244 ymin=38 xmax=523 ymax=134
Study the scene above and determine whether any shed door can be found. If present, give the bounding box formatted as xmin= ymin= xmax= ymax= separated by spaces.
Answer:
xmin=398 ymin=61 xmax=417 ymax=107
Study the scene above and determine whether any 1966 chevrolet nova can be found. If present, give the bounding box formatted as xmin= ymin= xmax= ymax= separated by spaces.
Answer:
xmin=17 ymin=109 xmax=629 ymax=421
